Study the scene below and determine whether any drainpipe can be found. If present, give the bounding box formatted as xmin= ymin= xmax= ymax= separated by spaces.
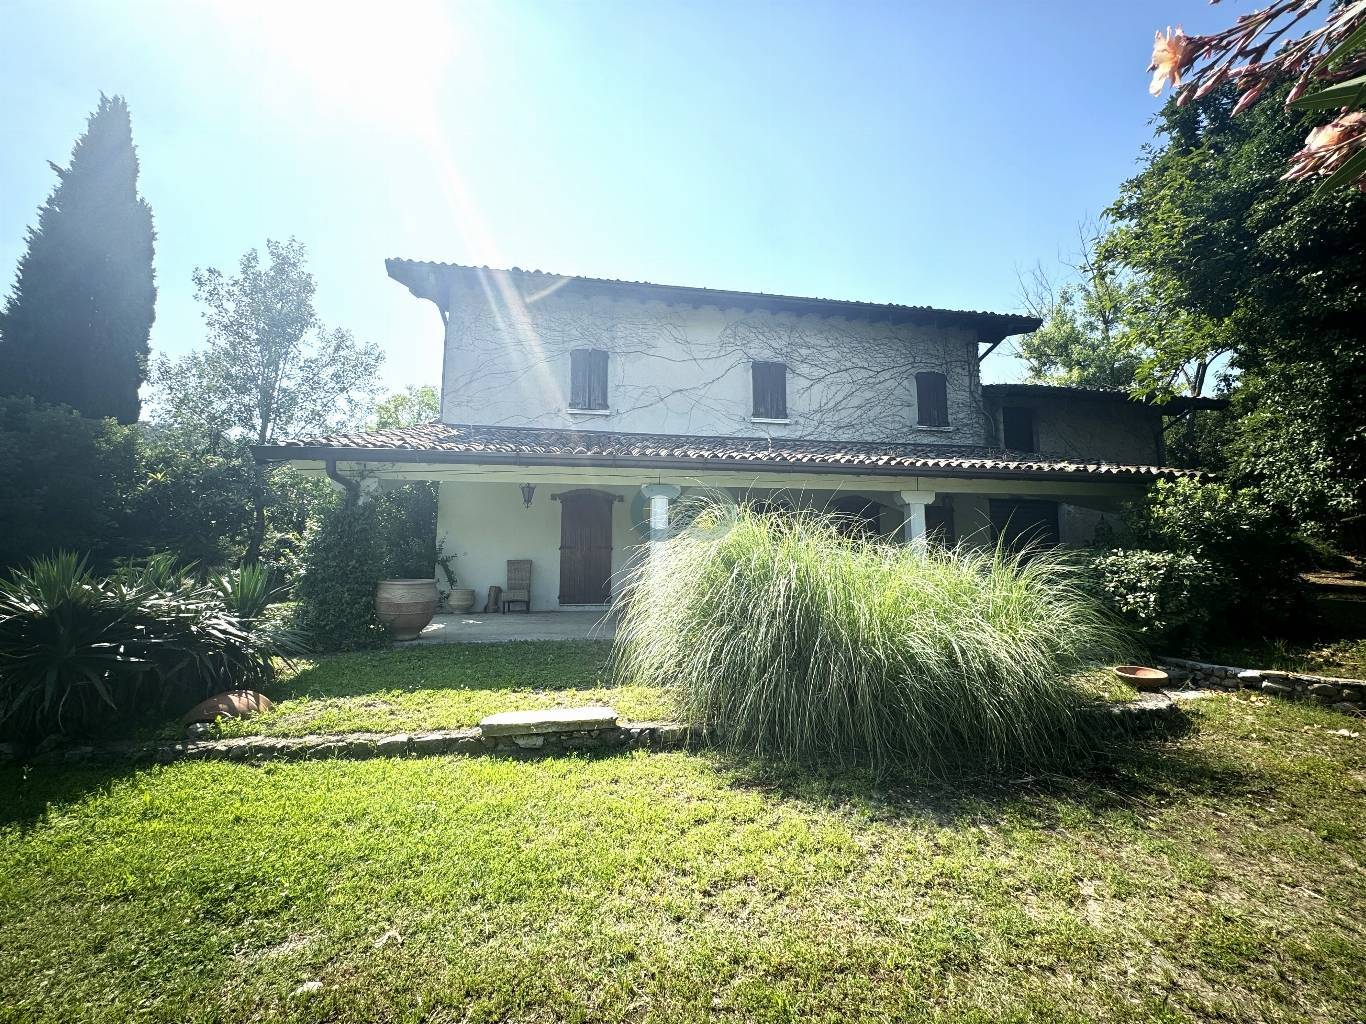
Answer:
xmin=325 ymin=459 xmax=361 ymax=505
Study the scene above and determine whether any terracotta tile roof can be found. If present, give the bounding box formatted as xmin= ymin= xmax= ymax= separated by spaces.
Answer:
xmin=384 ymin=260 xmax=1041 ymax=344
xmin=256 ymin=422 xmax=1203 ymax=482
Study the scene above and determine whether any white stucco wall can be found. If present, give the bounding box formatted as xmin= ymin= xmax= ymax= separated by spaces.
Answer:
xmin=437 ymin=480 xmax=649 ymax=610
xmin=439 ymin=273 xmax=985 ymax=444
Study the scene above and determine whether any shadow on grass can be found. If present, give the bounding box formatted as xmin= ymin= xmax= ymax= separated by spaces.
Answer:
xmin=712 ymin=720 xmax=1267 ymax=829
xmin=0 ymin=761 xmax=145 ymax=832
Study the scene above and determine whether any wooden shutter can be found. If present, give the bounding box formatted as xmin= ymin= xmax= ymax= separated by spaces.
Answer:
xmin=752 ymin=362 xmax=787 ymax=419
xmin=570 ymin=349 xmax=608 ymax=410
xmin=915 ymin=372 xmax=948 ymax=427
xmin=558 ymin=490 xmax=615 ymax=604
xmin=570 ymin=349 xmax=590 ymax=409
xmin=588 ymin=349 xmax=609 ymax=410
xmin=925 ymin=504 xmax=956 ymax=544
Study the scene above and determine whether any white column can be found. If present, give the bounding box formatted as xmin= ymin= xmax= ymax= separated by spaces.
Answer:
xmin=640 ymin=484 xmax=682 ymax=552
xmin=897 ymin=490 xmax=936 ymax=544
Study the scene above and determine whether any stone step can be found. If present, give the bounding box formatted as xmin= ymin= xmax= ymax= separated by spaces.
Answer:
xmin=479 ymin=705 xmax=619 ymax=737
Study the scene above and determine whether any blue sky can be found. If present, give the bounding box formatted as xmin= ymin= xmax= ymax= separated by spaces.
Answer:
xmin=1 ymin=0 xmax=1226 ymax=397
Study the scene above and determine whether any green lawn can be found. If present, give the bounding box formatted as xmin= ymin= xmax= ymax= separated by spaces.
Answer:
xmin=202 ymin=641 xmax=673 ymax=738
xmin=174 ymin=643 xmax=1134 ymax=740
xmin=3 ymin=693 xmax=1365 ymax=1023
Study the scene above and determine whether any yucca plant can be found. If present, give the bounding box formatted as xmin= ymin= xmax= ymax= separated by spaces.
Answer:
xmin=213 ymin=562 xmax=275 ymax=621
xmin=0 ymin=553 xmax=302 ymax=744
xmin=612 ymin=502 xmax=1131 ymax=776
xmin=0 ymin=554 xmax=157 ymax=739
xmin=213 ymin=562 xmax=309 ymax=660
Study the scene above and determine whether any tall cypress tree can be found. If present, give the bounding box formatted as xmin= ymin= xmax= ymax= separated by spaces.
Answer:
xmin=0 ymin=94 xmax=155 ymax=423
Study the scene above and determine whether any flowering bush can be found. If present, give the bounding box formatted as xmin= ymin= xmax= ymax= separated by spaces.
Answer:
xmin=1146 ymin=2 xmax=1366 ymax=191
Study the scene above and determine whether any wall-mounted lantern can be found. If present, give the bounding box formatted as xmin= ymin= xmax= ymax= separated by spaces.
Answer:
xmin=520 ymin=483 xmax=536 ymax=509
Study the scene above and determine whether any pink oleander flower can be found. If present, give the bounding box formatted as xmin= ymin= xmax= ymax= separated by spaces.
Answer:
xmin=1149 ymin=26 xmax=1195 ymax=97
xmin=1305 ymin=111 xmax=1366 ymax=153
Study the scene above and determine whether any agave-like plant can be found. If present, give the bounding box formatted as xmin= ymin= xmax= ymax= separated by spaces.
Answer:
xmin=213 ymin=562 xmax=275 ymax=621
xmin=0 ymin=553 xmax=155 ymax=739
xmin=213 ymin=562 xmax=309 ymax=661
xmin=0 ymin=553 xmax=307 ymax=744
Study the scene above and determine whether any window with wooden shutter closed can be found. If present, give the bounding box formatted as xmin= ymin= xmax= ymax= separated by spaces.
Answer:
xmin=752 ymin=361 xmax=787 ymax=419
xmin=915 ymin=371 xmax=949 ymax=427
xmin=570 ymin=349 xmax=609 ymax=410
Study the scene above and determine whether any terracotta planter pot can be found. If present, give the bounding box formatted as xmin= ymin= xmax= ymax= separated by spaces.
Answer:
xmin=1113 ymin=664 xmax=1171 ymax=692
xmin=375 ymin=579 xmax=439 ymax=640
xmin=446 ymin=587 xmax=476 ymax=614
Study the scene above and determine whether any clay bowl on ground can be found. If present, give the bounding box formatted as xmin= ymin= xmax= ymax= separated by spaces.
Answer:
xmin=1112 ymin=665 xmax=1171 ymax=692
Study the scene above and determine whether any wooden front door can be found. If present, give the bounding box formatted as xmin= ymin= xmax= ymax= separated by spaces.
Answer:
xmin=557 ymin=490 xmax=616 ymax=604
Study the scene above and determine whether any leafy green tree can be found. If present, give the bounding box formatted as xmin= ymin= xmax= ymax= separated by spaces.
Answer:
xmin=1103 ymin=83 xmax=1366 ymax=532
xmin=126 ymin=426 xmax=257 ymax=567
xmin=374 ymin=385 xmax=439 ymax=428
xmin=1017 ymin=225 xmax=1143 ymax=390
xmin=0 ymin=95 xmax=156 ymax=423
xmin=1121 ymin=477 xmax=1309 ymax=636
xmin=152 ymin=238 xmax=383 ymax=561
xmin=0 ymin=396 xmax=142 ymax=569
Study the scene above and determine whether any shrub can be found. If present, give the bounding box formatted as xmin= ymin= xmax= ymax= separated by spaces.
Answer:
xmin=1125 ymin=478 xmax=1307 ymax=635
xmin=293 ymin=499 xmax=386 ymax=651
xmin=0 ymin=553 xmax=294 ymax=744
xmin=612 ymin=504 xmax=1130 ymax=776
xmin=375 ymin=483 xmax=440 ymax=579
xmin=1086 ymin=549 xmax=1223 ymax=650
xmin=126 ymin=427 xmax=256 ymax=568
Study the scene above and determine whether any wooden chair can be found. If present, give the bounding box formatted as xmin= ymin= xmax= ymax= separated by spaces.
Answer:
xmin=501 ymin=560 xmax=531 ymax=613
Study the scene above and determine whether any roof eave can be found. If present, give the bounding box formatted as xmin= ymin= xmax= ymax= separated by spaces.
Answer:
xmin=982 ymin=384 xmax=1230 ymax=412
xmin=253 ymin=442 xmax=1200 ymax=483
xmin=383 ymin=259 xmax=1040 ymax=341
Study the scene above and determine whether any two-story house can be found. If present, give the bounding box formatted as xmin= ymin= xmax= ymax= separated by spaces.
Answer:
xmin=256 ymin=262 xmax=1219 ymax=611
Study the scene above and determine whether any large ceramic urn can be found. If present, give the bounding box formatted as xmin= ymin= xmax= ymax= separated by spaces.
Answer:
xmin=375 ymin=579 xmax=440 ymax=640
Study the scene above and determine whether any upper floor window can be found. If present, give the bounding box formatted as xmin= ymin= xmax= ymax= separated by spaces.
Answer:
xmin=915 ymin=371 xmax=949 ymax=427
xmin=1002 ymin=406 xmax=1036 ymax=452
xmin=752 ymin=361 xmax=787 ymax=420
xmin=569 ymin=348 xmax=609 ymax=411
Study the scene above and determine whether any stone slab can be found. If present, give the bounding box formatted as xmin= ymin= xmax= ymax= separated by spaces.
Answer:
xmin=479 ymin=706 xmax=618 ymax=737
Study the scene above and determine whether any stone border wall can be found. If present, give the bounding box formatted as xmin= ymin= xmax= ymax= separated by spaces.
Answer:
xmin=0 ymin=721 xmax=690 ymax=767
xmin=1159 ymin=657 xmax=1365 ymax=715
xmin=0 ymin=698 xmax=1188 ymax=768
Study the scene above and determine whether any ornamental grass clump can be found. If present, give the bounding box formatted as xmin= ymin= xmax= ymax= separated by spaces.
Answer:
xmin=612 ymin=503 xmax=1130 ymax=775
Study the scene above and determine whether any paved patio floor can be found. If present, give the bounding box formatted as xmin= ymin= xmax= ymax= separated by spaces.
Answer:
xmin=411 ymin=610 xmax=616 ymax=644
